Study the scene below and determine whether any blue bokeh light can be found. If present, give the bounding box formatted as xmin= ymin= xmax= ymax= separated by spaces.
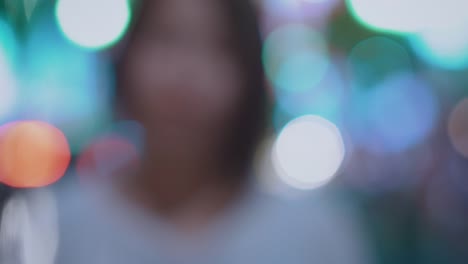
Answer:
xmin=351 ymin=73 xmax=439 ymax=153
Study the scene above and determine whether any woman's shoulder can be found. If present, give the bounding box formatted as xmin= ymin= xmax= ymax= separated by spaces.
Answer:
xmin=235 ymin=185 xmax=374 ymax=264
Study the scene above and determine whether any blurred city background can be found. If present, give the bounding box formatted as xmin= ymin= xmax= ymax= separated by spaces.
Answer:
xmin=1 ymin=0 xmax=468 ymax=263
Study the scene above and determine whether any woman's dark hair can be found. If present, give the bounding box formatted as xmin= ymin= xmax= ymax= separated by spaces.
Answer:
xmin=113 ymin=0 xmax=270 ymax=178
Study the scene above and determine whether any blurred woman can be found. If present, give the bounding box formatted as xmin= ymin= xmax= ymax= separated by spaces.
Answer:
xmin=112 ymin=0 xmax=268 ymax=219
xmin=1 ymin=0 xmax=373 ymax=263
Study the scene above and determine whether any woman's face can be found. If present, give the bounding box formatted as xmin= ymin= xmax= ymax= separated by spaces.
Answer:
xmin=119 ymin=0 xmax=244 ymax=144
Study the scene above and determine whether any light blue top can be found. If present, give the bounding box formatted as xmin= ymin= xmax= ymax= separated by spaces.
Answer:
xmin=1 ymin=180 xmax=374 ymax=264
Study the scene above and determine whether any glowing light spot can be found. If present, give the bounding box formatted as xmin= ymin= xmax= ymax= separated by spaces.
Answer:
xmin=0 ymin=18 xmax=18 ymax=66
xmin=409 ymin=27 xmax=468 ymax=70
xmin=0 ymin=19 xmax=18 ymax=121
xmin=263 ymin=0 xmax=340 ymax=28
xmin=346 ymin=0 xmax=468 ymax=35
xmin=76 ymin=133 xmax=139 ymax=184
xmin=448 ymin=99 xmax=468 ymax=159
xmin=273 ymin=115 xmax=345 ymax=189
xmin=276 ymin=64 xmax=344 ymax=124
xmin=348 ymin=0 xmax=468 ymax=69
xmin=351 ymin=73 xmax=438 ymax=153
xmin=55 ymin=0 xmax=131 ymax=49
xmin=263 ymin=24 xmax=329 ymax=93
xmin=0 ymin=121 xmax=71 ymax=188
xmin=346 ymin=0 xmax=425 ymax=33
xmin=22 ymin=16 xmax=112 ymax=153
xmin=348 ymin=36 xmax=412 ymax=91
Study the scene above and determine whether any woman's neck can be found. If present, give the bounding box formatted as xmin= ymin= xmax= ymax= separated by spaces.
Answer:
xmin=120 ymin=155 xmax=245 ymax=232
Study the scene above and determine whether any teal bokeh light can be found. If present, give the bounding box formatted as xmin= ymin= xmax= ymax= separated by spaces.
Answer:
xmin=275 ymin=64 xmax=345 ymax=126
xmin=348 ymin=36 xmax=413 ymax=91
xmin=0 ymin=18 xmax=18 ymax=122
xmin=19 ymin=16 xmax=112 ymax=152
xmin=0 ymin=18 xmax=18 ymax=69
xmin=263 ymin=23 xmax=329 ymax=93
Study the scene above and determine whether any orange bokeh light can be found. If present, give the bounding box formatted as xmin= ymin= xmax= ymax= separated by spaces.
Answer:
xmin=0 ymin=121 xmax=71 ymax=188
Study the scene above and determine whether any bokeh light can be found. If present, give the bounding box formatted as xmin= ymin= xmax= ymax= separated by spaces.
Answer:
xmin=348 ymin=36 xmax=413 ymax=91
xmin=367 ymin=73 xmax=438 ymax=153
xmin=0 ymin=19 xmax=18 ymax=122
xmin=409 ymin=28 xmax=468 ymax=70
xmin=263 ymin=23 xmax=329 ymax=93
xmin=76 ymin=133 xmax=139 ymax=184
xmin=273 ymin=115 xmax=345 ymax=189
xmin=55 ymin=0 xmax=131 ymax=49
xmin=346 ymin=0 xmax=428 ymax=33
xmin=448 ymin=98 xmax=468 ymax=159
xmin=20 ymin=15 xmax=112 ymax=152
xmin=275 ymin=63 xmax=345 ymax=125
xmin=350 ymin=73 xmax=438 ymax=153
xmin=0 ymin=18 xmax=18 ymax=67
xmin=262 ymin=0 xmax=341 ymax=29
xmin=0 ymin=121 xmax=70 ymax=188
xmin=346 ymin=0 xmax=468 ymax=38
